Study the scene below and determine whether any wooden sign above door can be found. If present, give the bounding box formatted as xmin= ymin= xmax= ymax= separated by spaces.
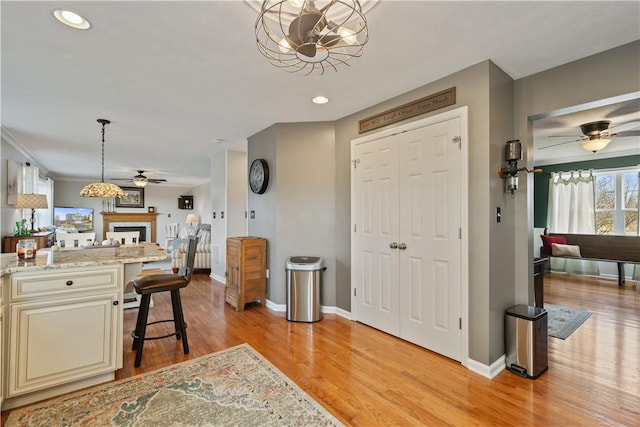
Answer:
xmin=358 ymin=87 xmax=456 ymax=134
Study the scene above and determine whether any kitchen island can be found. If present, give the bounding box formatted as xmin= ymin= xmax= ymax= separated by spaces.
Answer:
xmin=0 ymin=244 xmax=167 ymax=410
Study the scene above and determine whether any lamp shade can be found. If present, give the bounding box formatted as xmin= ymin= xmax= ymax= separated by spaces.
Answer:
xmin=16 ymin=194 xmax=48 ymax=209
xmin=580 ymin=137 xmax=611 ymax=153
xmin=80 ymin=182 xmax=125 ymax=198
xmin=186 ymin=214 xmax=198 ymax=224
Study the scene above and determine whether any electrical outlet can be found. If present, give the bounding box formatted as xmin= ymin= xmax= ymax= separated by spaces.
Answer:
xmin=250 ymin=210 xmax=256 ymax=219
xmin=212 ymin=212 xmax=216 ymax=219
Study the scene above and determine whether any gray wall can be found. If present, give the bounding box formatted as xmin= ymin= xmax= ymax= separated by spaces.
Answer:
xmin=248 ymin=122 xmax=336 ymax=306
xmin=514 ymin=40 xmax=640 ymax=305
xmin=247 ymin=125 xmax=278 ymax=299
xmin=246 ymin=42 xmax=639 ymax=366
xmin=334 ymin=60 xmax=514 ymax=365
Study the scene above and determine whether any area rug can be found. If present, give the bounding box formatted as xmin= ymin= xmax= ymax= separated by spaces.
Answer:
xmin=6 ymin=344 xmax=342 ymax=427
xmin=545 ymin=303 xmax=592 ymax=340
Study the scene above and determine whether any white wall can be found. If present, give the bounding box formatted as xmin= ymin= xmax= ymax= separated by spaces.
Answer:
xmin=210 ymin=150 xmax=248 ymax=282
xmin=1 ymin=137 xmax=52 ymax=237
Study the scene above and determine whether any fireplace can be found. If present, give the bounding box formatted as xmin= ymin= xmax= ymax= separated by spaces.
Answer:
xmin=113 ymin=226 xmax=147 ymax=242
xmin=101 ymin=212 xmax=159 ymax=242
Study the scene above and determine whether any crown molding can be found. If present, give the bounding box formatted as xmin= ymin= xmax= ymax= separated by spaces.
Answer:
xmin=1 ymin=125 xmax=49 ymax=176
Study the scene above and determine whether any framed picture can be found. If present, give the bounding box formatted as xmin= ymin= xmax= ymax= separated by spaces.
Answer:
xmin=6 ymin=160 xmax=22 ymax=205
xmin=115 ymin=187 xmax=145 ymax=208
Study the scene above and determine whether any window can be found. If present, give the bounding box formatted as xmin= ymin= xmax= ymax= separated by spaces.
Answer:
xmin=594 ymin=169 xmax=639 ymax=235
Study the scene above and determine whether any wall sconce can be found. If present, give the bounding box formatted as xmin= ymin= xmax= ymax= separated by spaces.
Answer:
xmin=498 ymin=140 xmax=541 ymax=197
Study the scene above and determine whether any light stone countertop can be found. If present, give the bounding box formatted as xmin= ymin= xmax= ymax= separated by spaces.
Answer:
xmin=0 ymin=243 xmax=167 ymax=276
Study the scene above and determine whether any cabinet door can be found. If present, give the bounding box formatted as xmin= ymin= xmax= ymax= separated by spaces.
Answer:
xmin=8 ymin=293 xmax=120 ymax=397
xmin=225 ymin=240 xmax=240 ymax=307
xmin=0 ymin=309 xmax=4 ymax=407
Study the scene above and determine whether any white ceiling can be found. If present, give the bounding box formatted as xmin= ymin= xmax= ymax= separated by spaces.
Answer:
xmin=2 ymin=1 xmax=639 ymax=187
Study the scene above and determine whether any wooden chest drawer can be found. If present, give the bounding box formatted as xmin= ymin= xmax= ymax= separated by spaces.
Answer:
xmin=10 ymin=266 xmax=121 ymax=301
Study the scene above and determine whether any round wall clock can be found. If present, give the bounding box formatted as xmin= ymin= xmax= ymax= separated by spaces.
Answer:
xmin=249 ymin=158 xmax=269 ymax=194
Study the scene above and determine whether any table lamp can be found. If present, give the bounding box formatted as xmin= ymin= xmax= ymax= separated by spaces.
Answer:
xmin=186 ymin=214 xmax=198 ymax=225
xmin=16 ymin=194 xmax=49 ymax=233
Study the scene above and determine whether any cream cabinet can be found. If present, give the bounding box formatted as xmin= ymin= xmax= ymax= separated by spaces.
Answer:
xmin=0 ymin=283 xmax=4 ymax=408
xmin=3 ymin=265 xmax=123 ymax=404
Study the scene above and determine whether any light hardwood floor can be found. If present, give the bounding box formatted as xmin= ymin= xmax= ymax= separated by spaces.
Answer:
xmin=2 ymin=271 xmax=639 ymax=425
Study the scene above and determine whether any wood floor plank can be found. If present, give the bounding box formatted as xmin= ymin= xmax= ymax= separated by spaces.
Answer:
xmin=2 ymin=271 xmax=638 ymax=426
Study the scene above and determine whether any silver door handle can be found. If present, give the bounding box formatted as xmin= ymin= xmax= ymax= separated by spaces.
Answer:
xmin=389 ymin=242 xmax=398 ymax=249
xmin=398 ymin=243 xmax=407 ymax=250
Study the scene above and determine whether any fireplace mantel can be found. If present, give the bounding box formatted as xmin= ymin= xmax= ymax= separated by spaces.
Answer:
xmin=101 ymin=212 xmax=158 ymax=242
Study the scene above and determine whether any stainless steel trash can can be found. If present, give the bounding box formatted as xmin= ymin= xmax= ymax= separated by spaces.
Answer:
xmin=286 ymin=256 xmax=325 ymax=322
xmin=505 ymin=305 xmax=548 ymax=379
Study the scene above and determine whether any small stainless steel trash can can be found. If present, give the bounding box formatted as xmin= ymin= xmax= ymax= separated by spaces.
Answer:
xmin=286 ymin=256 xmax=325 ymax=322
xmin=505 ymin=305 xmax=548 ymax=379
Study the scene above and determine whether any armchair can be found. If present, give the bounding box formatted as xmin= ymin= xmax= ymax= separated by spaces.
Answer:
xmin=171 ymin=223 xmax=211 ymax=272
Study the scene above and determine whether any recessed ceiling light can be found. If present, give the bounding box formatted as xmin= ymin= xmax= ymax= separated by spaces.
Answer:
xmin=53 ymin=9 xmax=91 ymax=30
xmin=312 ymin=96 xmax=329 ymax=105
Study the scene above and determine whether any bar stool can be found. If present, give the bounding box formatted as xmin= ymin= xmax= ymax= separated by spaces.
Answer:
xmin=131 ymin=235 xmax=197 ymax=367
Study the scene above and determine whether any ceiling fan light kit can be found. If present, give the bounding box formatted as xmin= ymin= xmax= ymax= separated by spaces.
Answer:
xmin=113 ymin=170 xmax=168 ymax=187
xmin=580 ymin=136 xmax=611 ymax=153
xmin=255 ymin=0 xmax=369 ymax=75
xmin=80 ymin=119 xmax=125 ymax=198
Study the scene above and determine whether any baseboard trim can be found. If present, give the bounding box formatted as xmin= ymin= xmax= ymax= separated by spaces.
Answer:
xmin=467 ymin=355 xmax=505 ymax=379
xmin=264 ymin=301 xmax=352 ymax=320
xmin=211 ymin=273 xmax=225 ymax=284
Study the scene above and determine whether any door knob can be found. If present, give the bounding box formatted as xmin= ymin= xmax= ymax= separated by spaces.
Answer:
xmin=398 ymin=243 xmax=407 ymax=250
xmin=389 ymin=242 xmax=398 ymax=249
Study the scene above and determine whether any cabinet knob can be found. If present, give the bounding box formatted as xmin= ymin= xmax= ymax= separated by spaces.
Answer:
xmin=398 ymin=243 xmax=407 ymax=250
xmin=66 ymin=280 xmax=73 ymax=286
xmin=390 ymin=242 xmax=399 ymax=249
xmin=113 ymin=301 xmax=119 ymax=306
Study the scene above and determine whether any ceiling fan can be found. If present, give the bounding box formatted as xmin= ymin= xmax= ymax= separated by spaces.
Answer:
xmin=541 ymin=120 xmax=640 ymax=153
xmin=112 ymin=170 xmax=167 ymax=188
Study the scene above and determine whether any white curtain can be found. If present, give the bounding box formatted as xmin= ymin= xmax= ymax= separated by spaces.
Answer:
xmin=546 ymin=170 xmax=599 ymax=275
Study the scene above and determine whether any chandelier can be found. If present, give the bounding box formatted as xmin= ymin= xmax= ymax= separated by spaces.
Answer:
xmin=255 ymin=0 xmax=369 ymax=75
xmin=80 ymin=119 xmax=125 ymax=198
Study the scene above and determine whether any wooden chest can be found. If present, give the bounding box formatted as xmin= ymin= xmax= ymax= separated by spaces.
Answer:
xmin=225 ymin=237 xmax=267 ymax=311
xmin=3 ymin=231 xmax=55 ymax=253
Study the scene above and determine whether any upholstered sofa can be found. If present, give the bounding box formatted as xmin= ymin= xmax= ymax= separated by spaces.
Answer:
xmin=171 ymin=223 xmax=211 ymax=272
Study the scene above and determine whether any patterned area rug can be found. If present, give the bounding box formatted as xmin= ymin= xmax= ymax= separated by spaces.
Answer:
xmin=545 ymin=303 xmax=592 ymax=340
xmin=6 ymin=344 xmax=342 ymax=426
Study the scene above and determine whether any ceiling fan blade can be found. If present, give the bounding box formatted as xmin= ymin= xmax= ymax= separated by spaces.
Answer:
xmin=538 ymin=139 xmax=583 ymax=150
xmin=297 ymin=43 xmax=317 ymax=57
xmin=288 ymin=12 xmax=323 ymax=46
xmin=608 ymin=121 xmax=640 ymax=133
xmin=146 ymin=179 xmax=167 ymax=183
xmin=547 ymin=134 xmax=582 ymax=138
xmin=320 ymin=33 xmax=343 ymax=47
xmin=612 ymin=130 xmax=640 ymax=137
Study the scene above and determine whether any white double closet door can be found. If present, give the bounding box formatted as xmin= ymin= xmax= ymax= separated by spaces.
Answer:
xmin=351 ymin=111 xmax=464 ymax=362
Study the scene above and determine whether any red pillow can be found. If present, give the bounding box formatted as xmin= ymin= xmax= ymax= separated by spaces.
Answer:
xmin=540 ymin=235 xmax=567 ymax=255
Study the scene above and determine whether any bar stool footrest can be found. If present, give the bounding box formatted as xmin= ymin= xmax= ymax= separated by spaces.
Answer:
xmin=131 ymin=319 xmax=188 ymax=341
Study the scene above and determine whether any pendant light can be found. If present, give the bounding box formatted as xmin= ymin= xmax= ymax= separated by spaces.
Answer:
xmin=80 ymin=119 xmax=125 ymax=198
